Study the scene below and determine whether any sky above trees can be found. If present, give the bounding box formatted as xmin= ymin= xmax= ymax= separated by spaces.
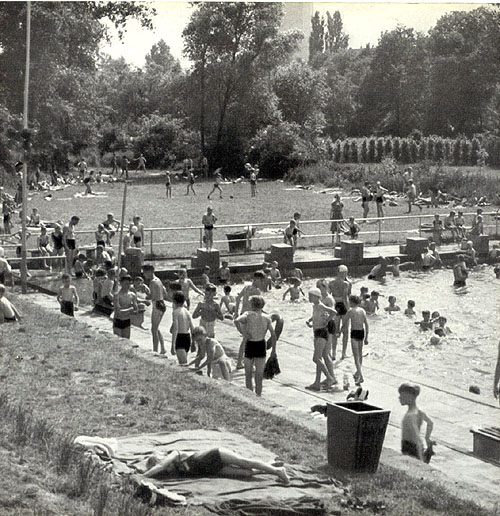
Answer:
xmin=100 ymin=1 xmax=485 ymax=68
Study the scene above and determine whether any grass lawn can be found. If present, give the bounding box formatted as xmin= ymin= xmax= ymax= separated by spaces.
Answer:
xmin=0 ymin=294 xmax=494 ymax=516
xmin=10 ymin=168 xmax=499 ymax=259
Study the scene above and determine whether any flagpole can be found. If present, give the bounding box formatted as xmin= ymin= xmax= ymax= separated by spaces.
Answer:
xmin=20 ymin=0 xmax=31 ymax=294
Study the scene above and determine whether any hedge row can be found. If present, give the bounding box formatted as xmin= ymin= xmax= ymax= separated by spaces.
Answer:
xmin=329 ymin=135 xmax=500 ymax=167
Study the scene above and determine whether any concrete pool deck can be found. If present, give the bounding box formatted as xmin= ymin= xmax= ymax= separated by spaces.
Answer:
xmin=24 ymin=291 xmax=500 ymax=511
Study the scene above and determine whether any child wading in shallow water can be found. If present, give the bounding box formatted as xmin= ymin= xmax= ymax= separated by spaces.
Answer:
xmin=398 ymin=383 xmax=434 ymax=462
xmin=57 ymin=272 xmax=79 ymax=317
xmin=345 ymin=295 xmax=369 ymax=385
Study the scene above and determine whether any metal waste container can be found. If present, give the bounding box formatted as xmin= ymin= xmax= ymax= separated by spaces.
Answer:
xmin=226 ymin=232 xmax=248 ymax=253
xmin=327 ymin=401 xmax=390 ymax=473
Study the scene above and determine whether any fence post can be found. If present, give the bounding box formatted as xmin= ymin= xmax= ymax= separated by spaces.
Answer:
xmin=150 ymin=230 xmax=154 ymax=257
xmin=496 ymin=210 xmax=499 ymax=238
xmin=418 ymin=217 xmax=422 ymax=237
xmin=199 ymin=228 xmax=203 ymax=248
xmin=378 ymin=218 xmax=382 ymax=244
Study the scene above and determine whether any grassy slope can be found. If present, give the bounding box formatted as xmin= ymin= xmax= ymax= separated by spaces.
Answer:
xmin=0 ymin=294 xmax=493 ymax=516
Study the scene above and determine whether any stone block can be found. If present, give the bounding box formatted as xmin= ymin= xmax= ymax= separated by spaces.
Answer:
xmin=471 ymin=235 xmax=489 ymax=255
xmin=195 ymin=248 xmax=220 ymax=272
xmin=334 ymin=246 xmax=342 ymax=258
xmin=269 ymin=243 xmax=294 ymax=269
xmin=406 ymin=237 xmax=429 ymax=257
xmin=340 ymin=240 xmax=364 ymax=265
xmin=122 ymin=247 xmax=144 ymax=276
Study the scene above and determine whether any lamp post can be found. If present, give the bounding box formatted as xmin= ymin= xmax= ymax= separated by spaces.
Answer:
xmin=20 ymin=1 xmax=31 ymax=294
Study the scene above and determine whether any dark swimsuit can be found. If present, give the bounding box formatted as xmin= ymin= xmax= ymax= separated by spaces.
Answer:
xmin=401 ymin=440 xmax=420 ymax=459
xmin=66 ymin=238 xmax=76 ymax=250
xmin=182 ymin=449 xmax=224 ymax=476
xmin=204 ymin=225 xmax=214 ymax=231
xmin=335 ymin=301 xmax=347 ymax=316
xmin=313 ymin=327 xmax=328 ymax=340
xmin=113 ymin=318 xmax=131 ymax=329
xmin=351 ymin=329 xmax=365 ymax=341
xmin=133 ymin=235 xmax=141 ymax=245
xmin=60 ymin=301 xmax=74 ymax=317
xmin=244 ymin=340 xmax=266 ymax=359
xmin=175 ymin=333 xmax=191 ymax=352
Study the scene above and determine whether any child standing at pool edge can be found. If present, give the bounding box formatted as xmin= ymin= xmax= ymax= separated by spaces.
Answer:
xmin=345 ymin=295 xmax=369 ymax=385
xmin=398 ymin=383 xmax=434 ymax=462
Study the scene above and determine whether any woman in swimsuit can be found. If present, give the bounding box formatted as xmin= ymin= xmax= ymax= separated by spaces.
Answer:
xmin=113 ymin=275 xmax=138 ymax=339
xmin=62 ymin=216 xmax=80 ymax=274
xmin=142 ymin=447 xmax=289 ymax=484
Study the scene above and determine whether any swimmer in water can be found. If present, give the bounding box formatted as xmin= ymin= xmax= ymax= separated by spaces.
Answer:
xmin=434 ymin=316 xmax=451 ymax=337
xmin=453 ymin=254 xmax=468 ymax=287
xmin=364 ymin=290 xmax=380 ymax=314
xmin=404 ymin=300 xmax=416 ymax=316
xmin=415 ymin=310 xmax=433 ymax=331
xmin=282 ymin=277 xmax=305 ymax=301
xmin=368 ymin=256 xmax=388 ymax=280
xmin=385 ymin=295 xmax=401 ymax=313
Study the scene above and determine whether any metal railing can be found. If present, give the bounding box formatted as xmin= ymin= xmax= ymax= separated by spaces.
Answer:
xmin=1 ymin=210 xmax=498 ymax=261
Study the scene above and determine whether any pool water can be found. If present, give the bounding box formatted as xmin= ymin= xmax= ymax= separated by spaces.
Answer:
xmin=33 ymin=265 xmax=499 ymax=396
xmin=263 ymin=266 xmax=500 ymax=396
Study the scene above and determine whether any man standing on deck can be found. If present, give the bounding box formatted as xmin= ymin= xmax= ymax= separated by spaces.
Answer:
xmin=328 ymin=265 xmax=352 ymax=360
xmin=143 ymin=264 xmax=166 ymax=354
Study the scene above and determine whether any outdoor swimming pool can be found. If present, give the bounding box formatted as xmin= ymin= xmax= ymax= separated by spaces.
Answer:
xmin=32 ymin=264 xmax=499 ymax=397
xmin=263 ymin=266 xmax=499 ymax=397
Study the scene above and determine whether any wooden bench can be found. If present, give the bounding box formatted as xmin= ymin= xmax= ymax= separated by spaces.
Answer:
xmin=470 ymin=427 xmax=500 ymax=465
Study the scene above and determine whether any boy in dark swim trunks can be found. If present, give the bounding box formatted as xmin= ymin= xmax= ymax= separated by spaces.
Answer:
xmin=306 ymin=288 xmax=338 ymax=391
xmin=234 ymin=295 xmax=276 ymax=397
xmin=398 ymin=383 xmax=434 ymax=462
xmin=57 ymin=273 xmax=79 ymax=317
xmin=345 ymin=295 xmax=369 ymax=385
xmin=171 ymin=292 xmax=195 ymax=365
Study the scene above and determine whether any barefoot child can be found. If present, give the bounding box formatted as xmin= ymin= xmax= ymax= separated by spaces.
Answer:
xmin=171 ymin=292 xmax=195 ymax=365
xmin=234 ymin=296 xmax=276 ymax=397
xmin=202 ymin=207 xmax=217 ymax=252
xmin=345 ymin=295 xmax=369 ymax=385
xmin=398 ymin=383 xmax=434 ymax=462
xmin=179 ymin=268 xmax=203 ymax=310
xmin=112 ymin=275 xmax=138 ymax=339
xmin=218 ymin=260 xmax=231 ymax=285
xmin=200 ymin=266 xmax=211 ymax=288
xmin=269 ymin=261 xmax=282 ymax=285
xmin=193 ymin=283 xmax=223 ymax=338
xmin=189 ymin=326 xmax=232 ymax=381
xmin=282 ymin=277 xmax=305 ymax=301
xmin=305 ymin=288 xmax=338 ymax=391
xmin=57 ymin=273 xmax=79 ymax=317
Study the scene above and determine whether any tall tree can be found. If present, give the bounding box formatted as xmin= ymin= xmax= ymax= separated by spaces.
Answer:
xmin=0 ymin=2 xmax=155 ymax=166
xmin=309 ymin=11 xmax=324 ymax=63
xmin=325 ymin=11 xmax=349 ymax=53
xmin=357 ymin=26 xmax=429 ymax=136
xmin=183 ymin=2 xmax=301 ymax=165
xmin=426 ymin=7 xmax=500 ymax=136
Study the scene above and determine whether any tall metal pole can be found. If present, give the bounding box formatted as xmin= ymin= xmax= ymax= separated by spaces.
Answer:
xmin=20 ymin=1 xmax=31 ymax=294
xmin=116 ymin=182 xmax=128 ymax=275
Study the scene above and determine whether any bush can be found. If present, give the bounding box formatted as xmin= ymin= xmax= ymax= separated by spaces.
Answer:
xmin=384 ymin=137 xmax=393 ymax=157
xmin=368 ymin=138 xmax=376 ymax=163
xmin=393 ymin=138 xmax=401 ymax=161
xmin=133 ymin=114 xmax=199 ymax=168
xmin=249 ymin=122 xmax=308 ymax=178
xmin=349 ymin=140 xmax=358 ymax=163
xmin=376 ymin=138 xmax=384 ymax=163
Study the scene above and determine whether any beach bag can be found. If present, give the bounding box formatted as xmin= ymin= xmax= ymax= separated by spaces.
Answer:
xmin=263 ymin=354 xmax=281 ymax=380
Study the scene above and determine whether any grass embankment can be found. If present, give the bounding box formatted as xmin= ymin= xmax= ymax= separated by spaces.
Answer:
xmin=0 ymin=294 xmax=493 ymax=516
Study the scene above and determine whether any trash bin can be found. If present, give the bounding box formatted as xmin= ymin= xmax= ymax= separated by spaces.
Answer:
xmin=327 ymin=401 xmax=390 ymax=473
xmin=226 ymin=232 xmax=248 ymax=253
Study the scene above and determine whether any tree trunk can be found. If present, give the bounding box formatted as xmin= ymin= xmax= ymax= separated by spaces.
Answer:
xmin=199 ymin=52 xmax=206 ymax=156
